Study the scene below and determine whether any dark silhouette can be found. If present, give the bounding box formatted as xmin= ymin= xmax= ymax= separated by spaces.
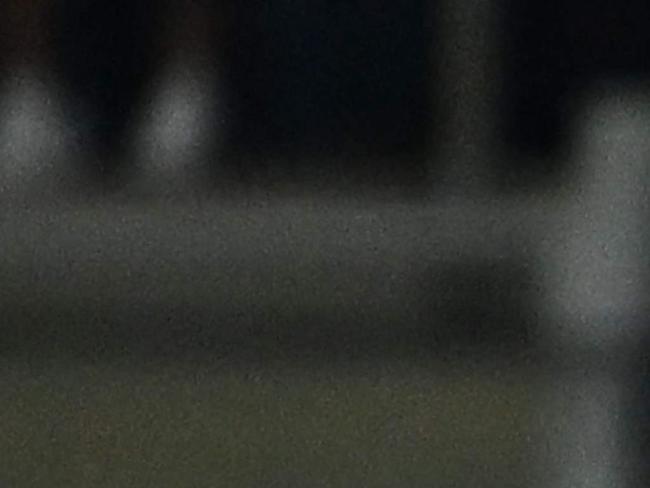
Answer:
xmin=504 ymin=0 xmax=650 ymax=160
xmin=51 ymin=0 xmax=166 ymax=180
xmin=221 ymin=0 xmax=432 ymax=187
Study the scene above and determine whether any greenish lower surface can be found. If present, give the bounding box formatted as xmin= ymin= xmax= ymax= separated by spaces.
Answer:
xmin=0 ymin=359 xmax=535 ymax=487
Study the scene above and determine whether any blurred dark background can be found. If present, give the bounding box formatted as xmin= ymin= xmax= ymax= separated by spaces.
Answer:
xmin=503 ymin=0 xmax=650 ymax=167
xmin=4 ymin=0 xmax=650 ymax=186
xmin=0 ymin=1 xmax=649 ymax=486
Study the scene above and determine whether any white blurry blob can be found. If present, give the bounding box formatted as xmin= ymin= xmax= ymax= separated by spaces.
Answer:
xmin=540 ymin=86 xmax=650 ymax=350
xmin=0 ymin=67 xmax=77 ymax=199
xmin=132 ymin=60 xmax=223 ymax=195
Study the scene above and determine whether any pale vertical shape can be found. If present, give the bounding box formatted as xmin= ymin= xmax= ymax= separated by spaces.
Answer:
xmin=535 ymin=87 xmax=650 ymax=488
xmin=130 ymin=0 xmax=224 ymax=198
xmin=0 ymin=68 xmax=75 ymax=199
xmin=131 ymin=58 xmax=222 ymax=195
xmin=543 ymin=89 xmax=650 ymax=348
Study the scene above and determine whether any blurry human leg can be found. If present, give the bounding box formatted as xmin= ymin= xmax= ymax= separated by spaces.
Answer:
xmin=537 ymin=87 xmax=650 ymax=488
xmin=131 ymin=0 xmax=225 ymax=197
xmin=0 ymin=0 xmax=75 ymax=200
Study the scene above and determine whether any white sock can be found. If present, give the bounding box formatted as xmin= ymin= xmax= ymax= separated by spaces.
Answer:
xmin=0 ymin=66 xmax=77 ymax=200
xmin=131 ymin=59 xmax=223 ymax=197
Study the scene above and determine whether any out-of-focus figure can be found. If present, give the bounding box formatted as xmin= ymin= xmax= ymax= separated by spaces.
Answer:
xmin=131 ymin=0 xmax=226 ymax=197
xmin=0 ymin=0 xmax=73 ymax=199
